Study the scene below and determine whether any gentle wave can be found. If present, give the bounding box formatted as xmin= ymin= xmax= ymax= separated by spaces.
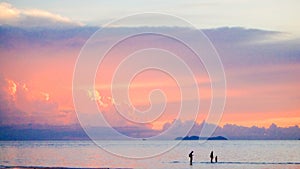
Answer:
xmin=168 ymin=161 xmax=300 ymax=165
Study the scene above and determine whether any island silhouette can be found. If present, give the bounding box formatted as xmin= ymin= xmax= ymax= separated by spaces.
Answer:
xmin=175 ymin=135 xmax=228 ymax=140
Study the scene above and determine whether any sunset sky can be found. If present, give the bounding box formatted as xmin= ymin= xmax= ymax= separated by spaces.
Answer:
xmin=0 ymin=0 xmax=299 ymax=139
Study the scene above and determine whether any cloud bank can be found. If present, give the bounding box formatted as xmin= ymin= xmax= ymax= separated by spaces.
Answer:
xmin=1 ymin=121 xmax=299 ymax=140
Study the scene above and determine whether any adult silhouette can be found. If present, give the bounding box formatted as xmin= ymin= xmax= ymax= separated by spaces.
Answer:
xmin=210 ymin=151 xmax=214 ymax=163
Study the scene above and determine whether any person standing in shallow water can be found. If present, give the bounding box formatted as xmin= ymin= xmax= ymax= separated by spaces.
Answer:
xmin=215 ymin=156 xmax=218 ymax=163
xmin=189 ymin=151 xmax=194 ymax=165
xmin=210 ymin=151 xmax=214 ymax=163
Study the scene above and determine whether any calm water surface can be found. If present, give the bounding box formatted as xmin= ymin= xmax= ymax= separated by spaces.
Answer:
xmin=0 ymin=140 xmax=299 ymax=169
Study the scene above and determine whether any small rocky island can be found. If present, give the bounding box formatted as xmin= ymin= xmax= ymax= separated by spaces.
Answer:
xmin=175 ymin=135 xmax=228 ymax=140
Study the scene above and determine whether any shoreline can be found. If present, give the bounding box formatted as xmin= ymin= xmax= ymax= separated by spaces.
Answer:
xmin=0 ymin=166 xmax=132 ymax=169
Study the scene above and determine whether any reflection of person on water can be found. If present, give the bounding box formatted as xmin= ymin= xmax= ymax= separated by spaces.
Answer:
xmin=210 ymin=151 xmax=214 ymax=163
xmin=189 ymin=151 xmax=194 ymax=165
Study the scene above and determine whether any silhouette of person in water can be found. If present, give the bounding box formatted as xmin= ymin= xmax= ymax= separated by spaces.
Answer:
xmin=210 ymin=151 xmax=214 ymax=163
xmin=215 ymin=156 xmax=218 ymax=163
xmin=189 ymin=151 xmax=194 ymax=165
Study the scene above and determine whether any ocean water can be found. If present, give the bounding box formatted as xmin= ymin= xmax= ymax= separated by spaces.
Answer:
xmin=0 ymin=140 xmax=299 ymax=169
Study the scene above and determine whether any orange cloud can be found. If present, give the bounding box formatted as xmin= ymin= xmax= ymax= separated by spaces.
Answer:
xmin=6 ymin=78 xmax=17 ymax=99
xmin=0 ymin=2 xmax=83 ymax=27
xmin=0 ymin=2 xmax=19 ymax=20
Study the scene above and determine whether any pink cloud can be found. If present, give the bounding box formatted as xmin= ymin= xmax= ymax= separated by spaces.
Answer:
xmin=0 ymin=77 xmax=77 ymax=126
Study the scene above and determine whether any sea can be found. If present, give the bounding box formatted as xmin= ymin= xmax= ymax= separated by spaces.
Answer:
xmin=0 ymin=140 xmax=299 ymax=169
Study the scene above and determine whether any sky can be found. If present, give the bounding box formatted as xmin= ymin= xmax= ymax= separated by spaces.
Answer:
xmin=0 ymin=1 xmax=300 ymax=139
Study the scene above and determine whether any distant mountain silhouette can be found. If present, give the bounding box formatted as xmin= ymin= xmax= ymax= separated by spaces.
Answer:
xmin=175 ymin=135 xmax=228 ymax=140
